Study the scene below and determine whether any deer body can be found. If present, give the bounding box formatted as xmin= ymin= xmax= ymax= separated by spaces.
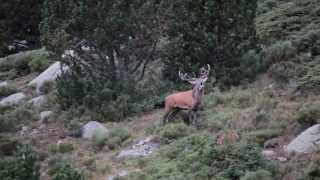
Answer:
xmin=162 ymin=65 xmax=211 ymax=126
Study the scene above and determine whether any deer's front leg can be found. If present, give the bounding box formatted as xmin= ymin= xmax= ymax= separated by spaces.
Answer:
xmin=189 ymin=109 xmax=198 ymax=128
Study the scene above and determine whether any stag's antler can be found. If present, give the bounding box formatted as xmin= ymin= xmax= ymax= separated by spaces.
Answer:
xmin=199 ymin=64 xmax=210 ymax=79
xmin=179 ymin=71 xmax=197 ymax=83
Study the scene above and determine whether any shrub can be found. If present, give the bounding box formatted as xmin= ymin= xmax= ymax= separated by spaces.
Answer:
xmin=105 ymin=127 xmax=131 ymax=149
xmin=158 ymin=123 xmax=191 ymax=144
xmin=268 ymin=61 xmax=303 ymax=83
xmin=263 ymin=41 xmax=298 ymax=66
xmin=92 ymin=129 xmax=109 ymax=150
xmin=298 ymin=162 xmax=320 ymax=180
xmin=0 ymin=85 xmax=17 ymax=98
xmin=0 ymin=106 xmax=37 ymax=132
xmin=295 ymin=101 xmax=320 ymax=127
xmin=49 ymin=161 xmax=84 ymax=180
xmin=0 ymin=144 xmax=40 ymax=180
xmin=245 ymin=129 xmax=282 ymax=145
xmin=27 ymin=49 xmax=50 ymax=72
xmin=39 ymin=81 xmax=55 ymax=94
xmin=58 ymin=142 xmax=74 ymax=153
xmin=240 ymin=169 xmax=273 ymax=180
xmin=0 ymin=135 xmax=20 ymax=156
xmin=297 ymin=63 xmax=320 ymax=91
xmin=138 ymin=133 xmax=277 ymax=180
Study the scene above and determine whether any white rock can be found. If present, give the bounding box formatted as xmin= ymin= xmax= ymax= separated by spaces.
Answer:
xmin=117 ymin=136 xmax=160 ymax=160
xmin=81 ymin=121 xmax=108 ymax=139
xmin=28 ymin=95 xmax=46 ymax=108
xmin=262 ymin=149 xmax=276 ymax=159
xmin=285 ymin=124 xmax=320 ymax=154
xmin=0 ymin=81 xmax=8 ymax=87
xmin=0 ymin=92 xmax=26 ymax=106
xmin=40 ymin=111 xmax=53 ymax=123
xmin=28 ymin=61 xmax=69 ymax=94
xmin=107 ymin=170 xmax=128 ymax=180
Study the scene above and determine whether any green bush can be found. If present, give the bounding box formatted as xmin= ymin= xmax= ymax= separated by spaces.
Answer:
xmin=268 ymin=61 xmax=304 ymax=83
xmin=105 ymin=127 xmax=131 ymax=149
xmin=295 ymin=101 xmax=320 ymax=127
xmin=0 ymin=106 xmax=37 ymax=132
xmin=27 ymin=49 xmax=50 ymax=72
xmin=0 ymin=144 xmax=40 ymax=180
xmin=0 ymin=135 xmax=20 ymax=156
xmin=298 ymin=162 xmax=320 ymax=180
xmin=137 ymin=133 xmax=277 ymax=180
xmin=58 ymin=142 xmax=74 ymax=153
xmin=245 ymin=129 xmax=282 ymax=145
xmin=297 ymin=63 xmax=320 ymax=91
xmin=39 ymin=81 xmax=55 ymax=94
xmin=0 ymin=85 xmax=17 ymax=98
xmin=263 ymin=41 xmax=297 ymax=65
xmin=158 ymin=123 xmax=191 ymax=144
xmin=49 ymin=161 xmax=84 ymax=180
xmin=240 ymin=169 xmax=273 ymax=180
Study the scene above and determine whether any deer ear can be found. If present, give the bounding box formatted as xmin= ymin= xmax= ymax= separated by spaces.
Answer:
xmin=187 ymin=80 xmax=197 ymax=85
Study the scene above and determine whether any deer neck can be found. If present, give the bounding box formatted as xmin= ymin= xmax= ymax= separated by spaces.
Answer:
xmin=192 ymin=86 xmax=204 ymax=109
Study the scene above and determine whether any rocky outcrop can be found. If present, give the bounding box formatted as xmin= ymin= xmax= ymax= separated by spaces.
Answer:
xmin=285 ymin=124 xmax=320 ymax=154
xmin=81 ymin=121 xmax=109 ymax=139
xmin=28 ymin=95 xmax=46 ymax=108
xmin=0 ymin=81 xmax=8 ymax=87
xmin=0 ymin=92 xmax=26 ymax=106
xmin=116 ymin=136 xmax=160 ymax=160
xmin=40 ymin=111 xmax=53 ymax=123
xmin=107 ymin=170 xmax=129 ymax=180
xmin=28 ymin=61 xmax=68 ymax=94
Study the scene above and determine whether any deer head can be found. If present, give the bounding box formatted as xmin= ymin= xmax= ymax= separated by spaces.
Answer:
xmin=178 ymin=64 xmax=211 ymax=107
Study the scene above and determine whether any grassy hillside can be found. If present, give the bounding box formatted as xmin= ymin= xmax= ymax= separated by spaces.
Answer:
xmin=1 ymin=0 xmax=320 ymax=180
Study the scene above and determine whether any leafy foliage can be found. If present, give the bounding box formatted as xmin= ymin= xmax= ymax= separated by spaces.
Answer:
xmin=41 ymin=0 xmax=167 ymax=120
xmin=49 ymin=161 xmax=84 ymax=180
xmin=0 ymin=145 xmax=40 ymax=180
xmin=161 ymin=0 xmax=258 ymax=85
xmin=0 ymin=85 xmax=17 ymax=98
xmin=0 ymin=106 xmax=37 ymax=133
xmin=135 ymin=133 xmax=276 ymax=180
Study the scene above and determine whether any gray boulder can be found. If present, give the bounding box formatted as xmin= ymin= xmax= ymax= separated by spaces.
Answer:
xmin=40 ymin=111 xmax=53 ymax=123
xmin=81 ymin=121 xmax=109 ymax=139
xmin=0 ymin=92 xmax=26 ymax=106
xmin=285 ymin=124 xmax=320 ymax=154
xmin=0 ymin=81 xmax=8 ymax=87
xmin=28 ymin=61 xmax=69 ymax=94
xmin=116 ymin=136 xmax=160 ymax=160
xmin=28 ymin=95 xmax=46 ymax=108
xmin=107 ymin=170 xmax=128 ymax=180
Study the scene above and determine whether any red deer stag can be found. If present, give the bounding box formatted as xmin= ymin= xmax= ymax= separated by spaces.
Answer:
xmin=163 ymin=64 xmax=211 ymax=127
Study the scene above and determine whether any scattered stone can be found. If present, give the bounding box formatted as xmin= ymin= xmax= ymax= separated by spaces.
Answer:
xmin=81 ymin=121 xmax=109 ymax=139
xmin=264 ymin=137 xmax=282 ymax=149
xmin=0 ymin=81 xmax=8 ymax=87
xmin=28 ymin=61 xmax=69 ymax=94
xmin=40 ymin=111 xmax=53 ymax=123
xmin=262 ymin=149 xmax=276 ymax=160
xmin=277 ymin=157 xmax=287 ymax=162
xmin=117 ymin=136 xmax=160 ymax=160
xmin=0 ymin=92 xmax=26 ymax=106
xmin=28 ymin=95 xmax=46 ymax=108
xmin=107 ymin=170 xmax=129 ymax=180
xmin=20 ymin=126 xmax=29 ymax=135
xmin=285 ymin=124 xmax=320 ymax=154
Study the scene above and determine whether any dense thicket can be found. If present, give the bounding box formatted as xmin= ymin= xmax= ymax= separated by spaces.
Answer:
xmin=41 ymin=0 xmax=258 ymax=120
xmin=0 ymin=0 xmax=42 ymax=57
xmin=161 ymin=0 xmax=258 ymax=85
xmin=41 ymin=0 xmax=166 ymax=120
